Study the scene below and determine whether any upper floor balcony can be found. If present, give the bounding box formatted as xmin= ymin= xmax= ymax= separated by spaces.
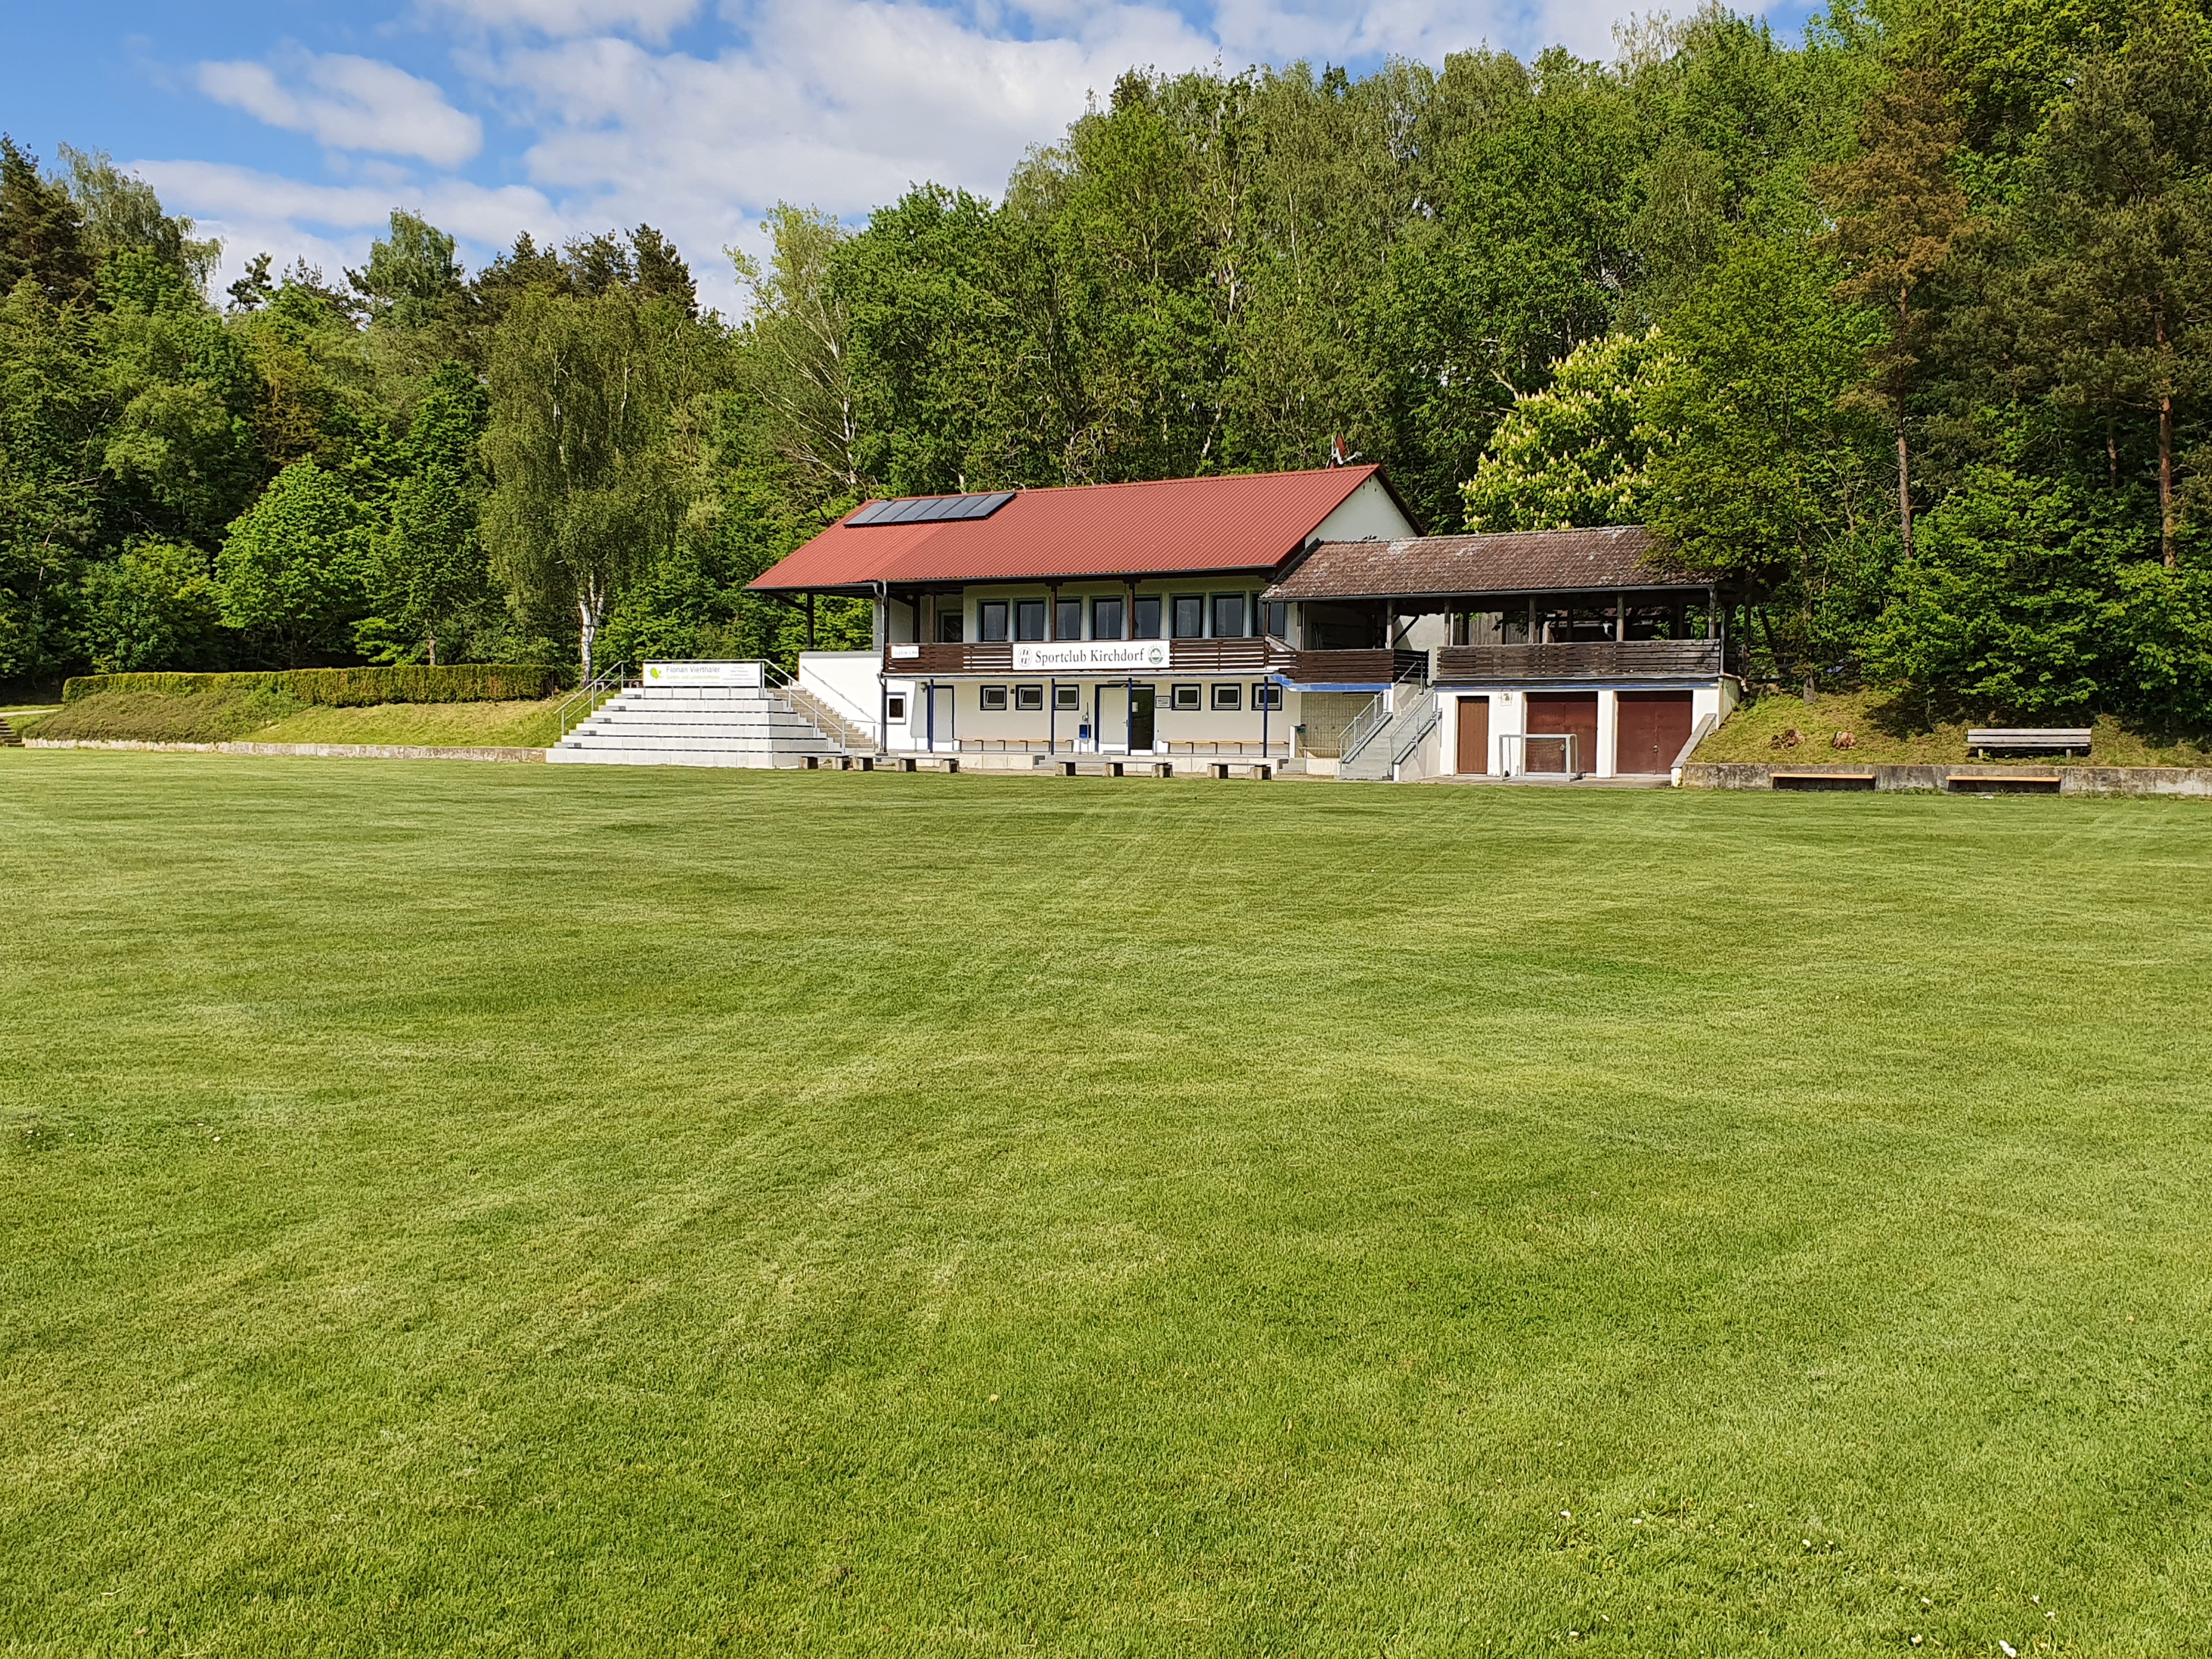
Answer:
xmin=1434 ymin=640 xmax=1724 ymax=683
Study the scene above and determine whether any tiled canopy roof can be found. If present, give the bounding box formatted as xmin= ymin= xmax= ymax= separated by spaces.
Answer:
xmin=1263 ymin=526 xmax=1702 ymax=601
xmin=748 ymin=466 xmax=1400 ymax=592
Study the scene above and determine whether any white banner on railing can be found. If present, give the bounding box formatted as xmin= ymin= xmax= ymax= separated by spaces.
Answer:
xmin=643 ymin=661 xmax=764 ymax=687
xmin=1011 ymin=640 xmax=1173 ymax=673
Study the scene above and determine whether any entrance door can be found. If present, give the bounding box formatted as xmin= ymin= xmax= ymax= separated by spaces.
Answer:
xmin=1127 ymin=684 xmax=1156 ymax=751
xmin=1526 ymin=692 xmax=1598 ymax=776
xmin=1615 ymin=691 xmax=1694 ymax=775
xmin=1455 ymin=696 xmax=1490 ymax=775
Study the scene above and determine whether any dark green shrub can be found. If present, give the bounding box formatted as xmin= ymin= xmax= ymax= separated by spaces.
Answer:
xmin=61 ymin=664 xmax=573 ymax=706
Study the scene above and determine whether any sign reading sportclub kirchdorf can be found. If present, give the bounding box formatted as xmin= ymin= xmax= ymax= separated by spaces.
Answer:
xmin=1011 ymin=641 xmax=1172 ymax=673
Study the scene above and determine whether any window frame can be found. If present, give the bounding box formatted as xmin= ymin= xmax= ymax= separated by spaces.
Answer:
xmin=978 ymin=601 xmax=1009 ymax=644
xmin=1055 ymin=598 xmax=1084 ymax=640
xmin=1092 ymin=596 xmax=1125 ymax=640
xmin=1014 ymin=599 xmax=1048 ymax=642
xmin=885 ymin=695 xmax=907 ymax=720
xmin=1211 ymin=682 xmax=1243 ymax=712
xmin=1171 ymin=594 xmax=1205 ymax=640
xmin=938 ymin=608 xmax=965 ymax=643
xmin=979 ymin=684 xmax=1008 ymax=712
xmin=1252 ymin=682 xmax=1283 ymax=710
xmin=1169 ymin=682 xmax=1203 ymax=712
xmin=1132 ymin=595 xmax=1163 ymax=639
xmin=1014 ymin=683 xmax=1045 ymax=712
xmin=1211 ymin=592 xmax=1246 ymax=639
xmin=1052 ymin=683 xmax=1080 ymax=712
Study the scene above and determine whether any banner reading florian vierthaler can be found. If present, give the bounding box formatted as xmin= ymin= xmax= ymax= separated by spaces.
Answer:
xmin=1009 ymin=641 xmax=1172 ymax=673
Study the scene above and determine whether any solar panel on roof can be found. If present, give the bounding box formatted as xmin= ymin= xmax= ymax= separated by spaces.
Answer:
xmin=847 ymin=491 xmax=1015 ymax=527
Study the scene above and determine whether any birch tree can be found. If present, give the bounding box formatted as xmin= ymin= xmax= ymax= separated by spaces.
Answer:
xmin=482 ymin=290 xmax=679 ymax=679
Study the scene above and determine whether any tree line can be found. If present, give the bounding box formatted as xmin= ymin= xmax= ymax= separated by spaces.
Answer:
xmin=7 ymin=0 xmax=2212 ymax=724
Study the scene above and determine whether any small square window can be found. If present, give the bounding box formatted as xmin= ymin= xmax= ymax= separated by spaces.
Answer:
xmin=1211 ymin=683 xmax=1243 ymax=711
xmin=886 ymin=695 xmax=906 ymax=720
xmin=1171 ymin=595 xmax=1205 ymax=639
xmin=1015 ymin=600 xmax=1048 ymax=641
xmin=980 ymin=684 xmax=1008 ymax=711
xmin=1252 ymin=682 xmax=1282 ymax=710
xmin=1053 ymin=684 xmax=1080 ymax=711
xmin=1015 ymin=684 xmax=1045 ymax=712
xmin=979 ymin=602 xmax=1009 ymax=643
xmin=1170 ymin=683 xmax=1201 ymax=712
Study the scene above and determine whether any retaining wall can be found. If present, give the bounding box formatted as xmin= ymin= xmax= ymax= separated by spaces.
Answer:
xmin=1682 ymin=761 xmax=2212 ymax=795
xmin=26 ymin=739 xmax=545 ymax=763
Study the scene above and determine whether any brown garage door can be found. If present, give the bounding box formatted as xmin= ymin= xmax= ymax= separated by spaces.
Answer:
xmin=1615 ymin=691 xmax=1694 ymax=775
xmin=1455 ymin=697 xmax=1489 ymax=774
xmin=1526 ymin=692 xmax=1598 ymax=775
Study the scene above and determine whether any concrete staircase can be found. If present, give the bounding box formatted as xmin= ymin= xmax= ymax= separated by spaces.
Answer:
xmin=1336 ymin=687 xmax=1437 ymax=782
xmin=548 ymin=683 xmax=848 ymax=768
xmin=0 ymin=716 xmax=21 ymax=749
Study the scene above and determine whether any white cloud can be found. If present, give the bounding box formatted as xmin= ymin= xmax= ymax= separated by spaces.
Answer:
xmin=197 ymin=48 xmax=485 ymax=167
xmin=423 ymin=0 xmax=703 ymax=41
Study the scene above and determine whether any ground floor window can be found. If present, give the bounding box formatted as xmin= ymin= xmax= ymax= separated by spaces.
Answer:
xmin=1015 ymin=684 xmax=1045 ymax=711
xmin=1253 ymin=682 xmax=1283 ymax=710
xmin=980 ymin=684 xmax=1008 ymax=710
xmin=1170 ymin=683 xmax=1201 ymax=711
xmin=1211 ymin=683 xmax=1243 ymax=711
xmin=1053 ymin=684 xmax=1080 ymax=711
xmin=886 ymin=695 xmax=906 ymax=720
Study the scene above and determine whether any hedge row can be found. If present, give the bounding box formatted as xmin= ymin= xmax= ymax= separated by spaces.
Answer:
xmin=61 ymin=664 xmax=576 ymax=706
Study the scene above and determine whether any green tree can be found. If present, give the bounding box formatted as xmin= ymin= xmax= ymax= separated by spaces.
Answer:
xmin=0 ymin=137 xmax=94 ymax=307
xmin=2009 ymin=8 xmax=2212 ymax=567
xmin=81 ymin=537 xmax=224 ymax=671
xmin=483 ymin=291 xmax=684 ymax=678
xmin=1462 ymin=331 xmax=1666 ymax=531
xmin=348 ymin=210 xmax=465 ymax=325
xmin=358 ymin=361 xmax=492 ymax=665
xmin=1645 ymin=235 xmax=1882 ymax=695
xmin=54 ymin=145 xmax=221 ymax=294
xmin=216 ymin=460 xmax=370 ymax=666
xmin=1816 ymin=65 xmax=1971 ymax=560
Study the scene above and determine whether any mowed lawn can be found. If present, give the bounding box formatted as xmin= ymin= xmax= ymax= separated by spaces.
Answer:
xmin=3 ymin=755 xmax=2209 ymax=1657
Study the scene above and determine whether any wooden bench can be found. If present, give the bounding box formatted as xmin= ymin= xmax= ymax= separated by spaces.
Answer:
xmin=1968 ymin=727 xmax=2091 ymax=757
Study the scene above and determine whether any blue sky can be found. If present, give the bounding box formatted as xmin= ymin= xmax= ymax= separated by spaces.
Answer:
xmin=6 ymin=1 xmax=1818 ymax=314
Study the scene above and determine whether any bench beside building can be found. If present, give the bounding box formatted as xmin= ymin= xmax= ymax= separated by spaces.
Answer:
xmin=748 ymin=467 xmax=1738 ymax=778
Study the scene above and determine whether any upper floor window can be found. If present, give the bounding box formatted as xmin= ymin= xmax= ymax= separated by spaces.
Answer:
xmin=979 ymin=601 xmax=1009 ymax=643
xmin=1092 ymin=596 xmax=1125 ymax=640
xmin=939 ymin=608 xmax=965 ymax=642
xmin=1015 ymin=599 xmax=1048 ymax=641
xmin=1211 ymin=594 xmax=1246 ymax=638
xmin=1263 ymin=601 xmax=1289 ymax=641
xmin=1056 ymin=599 xmax=1084 ymax=640
xmin=1171 ymin=595 xmax=1205 ymax=639
xmin=1133 ymin=596 xmax=1163 ymax=639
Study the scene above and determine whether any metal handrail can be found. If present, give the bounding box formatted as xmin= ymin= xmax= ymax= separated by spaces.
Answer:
xmin=554 ymin=661 xmax=636 ymax=741
xmin=1390 ymin=695 xmax=1442 ymax=765
xmin=1335 ymin=689 xmax=1395 ymax=766
xmin=761 ymin=659 xmax=874 ymax=749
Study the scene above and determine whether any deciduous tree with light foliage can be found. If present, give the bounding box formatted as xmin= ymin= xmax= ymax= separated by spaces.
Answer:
xmin=1460 ymin=331 xmax=1665 ymax=532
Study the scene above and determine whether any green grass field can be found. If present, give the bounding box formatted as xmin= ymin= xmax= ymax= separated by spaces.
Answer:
xmin=4 ymin=753 xmax=2209 ymax=1656
xmin=20 ymin=692 xmax=574 ymax=748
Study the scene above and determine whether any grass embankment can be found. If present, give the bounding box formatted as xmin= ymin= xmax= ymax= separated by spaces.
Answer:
xmin=1699 ymin=686 xmax=2212 ymax=768
xmin=25 ymin=690 xmax=572 ymax=748
xmin=3 ymin=756 xmax=2209 ymax=1654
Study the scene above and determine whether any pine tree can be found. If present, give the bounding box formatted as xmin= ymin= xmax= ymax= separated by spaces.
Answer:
xmin=1816 ymin=65 xmax=1970 ymax=560
xmin=0 ymin=137 xmax=94 ymax=306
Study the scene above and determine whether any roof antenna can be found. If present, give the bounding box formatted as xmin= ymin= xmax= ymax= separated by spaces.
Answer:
xmin=1329 ymin=432 xmax=1359 ymax=467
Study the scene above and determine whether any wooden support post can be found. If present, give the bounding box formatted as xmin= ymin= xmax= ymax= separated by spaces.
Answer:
xmin=805 ymin=591 xmax=816 ymax=650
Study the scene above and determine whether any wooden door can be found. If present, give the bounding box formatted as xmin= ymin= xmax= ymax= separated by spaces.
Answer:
xmin=1526 ymin=692 xmax=1598 ymax=775
xmin=1615 ymin=691 xmax=1694 ymax=775
xmin=1455 ymin=697 xmax=1490 ymax=774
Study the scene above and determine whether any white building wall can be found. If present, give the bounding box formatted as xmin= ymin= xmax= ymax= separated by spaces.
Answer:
xmin=1311 ymin=475 xmax=1420 ymax=543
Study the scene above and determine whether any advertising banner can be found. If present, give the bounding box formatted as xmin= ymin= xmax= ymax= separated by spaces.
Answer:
xmin=642 ymin=661 xmax=765 ymax=687
xmin=1011 ymin=640 xmax=1172 ymax=674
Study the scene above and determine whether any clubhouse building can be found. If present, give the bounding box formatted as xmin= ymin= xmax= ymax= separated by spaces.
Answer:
xmin=748 ymin=466 xmax=1739 ymax=780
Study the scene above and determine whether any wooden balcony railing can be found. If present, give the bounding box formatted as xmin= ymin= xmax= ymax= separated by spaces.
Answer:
xmin=1435 ymin=641 xmax=1723 ymax=682
xmin=1282 ymin=648 xmax=1429 ymax=686
xmin=884 ymin=639 xmax=1430 ymax=684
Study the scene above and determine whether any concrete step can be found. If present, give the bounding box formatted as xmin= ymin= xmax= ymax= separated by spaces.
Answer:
xmin=548 ymin=746 xmax=814 ymax=768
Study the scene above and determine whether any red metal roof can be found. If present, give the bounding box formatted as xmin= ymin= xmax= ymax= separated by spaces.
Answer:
xmin=749 ymin=466 xmax=1396 ymax=592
